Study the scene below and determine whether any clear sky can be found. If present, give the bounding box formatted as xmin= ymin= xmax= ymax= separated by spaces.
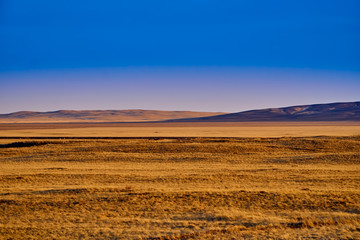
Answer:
xmin=0 ymin=0 xmax=359 ymax=113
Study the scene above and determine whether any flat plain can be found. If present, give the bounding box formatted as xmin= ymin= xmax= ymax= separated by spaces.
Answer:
xmin=1 ymin=133 xmax=360 ymax=239
xmin=1 ymin=121 xmax=360 ymax=137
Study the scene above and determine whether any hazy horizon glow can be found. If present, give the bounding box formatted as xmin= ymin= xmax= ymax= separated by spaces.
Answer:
xmin=0 ymin=1 xmax=359 ymax=114
xmin=1 ymin=67 xmax=359 ymax=114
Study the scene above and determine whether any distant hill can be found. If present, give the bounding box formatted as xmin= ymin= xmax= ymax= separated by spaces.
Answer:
xmin=169 ymin=101 xmax=360 ymax=122
xmin=0 ymin=110 xmax=227 ymax=123
xmin=2 ymin=101 xmax=359 ymax=123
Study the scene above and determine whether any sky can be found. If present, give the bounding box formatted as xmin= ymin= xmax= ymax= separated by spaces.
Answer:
xmin=0 ymin=0 xmax=359 ymax=113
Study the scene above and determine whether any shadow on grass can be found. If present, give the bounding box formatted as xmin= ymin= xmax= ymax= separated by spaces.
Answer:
xmin=0 ymin=141 xmax=50 ymax=148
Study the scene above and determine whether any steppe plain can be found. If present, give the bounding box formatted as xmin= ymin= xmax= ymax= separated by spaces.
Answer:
xmin=1 ymin=122 xmax=360 ymax=239
xmin=1 ymin=121 xmax=360 ymax=138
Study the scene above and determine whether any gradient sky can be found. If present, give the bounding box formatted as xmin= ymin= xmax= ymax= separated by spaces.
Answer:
xmin=0 ymin=0 xmax=359 ymax=113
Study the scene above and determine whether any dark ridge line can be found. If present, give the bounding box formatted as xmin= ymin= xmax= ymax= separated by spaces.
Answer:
xmin=0 ymin=121 xmax=165 ymax=125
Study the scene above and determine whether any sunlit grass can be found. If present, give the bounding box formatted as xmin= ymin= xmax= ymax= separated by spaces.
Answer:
xmin=1 ymin=137 xmax=359 ymax=239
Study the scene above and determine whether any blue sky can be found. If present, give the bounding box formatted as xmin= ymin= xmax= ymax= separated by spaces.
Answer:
xmin=0 ymin=0 xmax=359 ymax=113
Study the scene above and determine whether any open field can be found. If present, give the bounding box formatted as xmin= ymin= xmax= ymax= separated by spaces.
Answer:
xmin=1 ymin=122 xmax=360 ymax=137
xmin=1 ymin=136 xmax=360 ymax=239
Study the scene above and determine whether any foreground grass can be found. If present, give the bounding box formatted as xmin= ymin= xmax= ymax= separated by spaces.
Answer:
xmin=0 ymin=137 xmax=360 ymax=239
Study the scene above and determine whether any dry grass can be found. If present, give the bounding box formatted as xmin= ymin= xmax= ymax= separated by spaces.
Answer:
xmin=0 ymin=137 xmax=360 ymax=239
xmin=0 ymin=121 xmax=360 ymax=137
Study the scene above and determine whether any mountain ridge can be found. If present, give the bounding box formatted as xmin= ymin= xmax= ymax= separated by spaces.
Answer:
xmin=0 ymin=109 xmax=227 ymax=123
xmin=168 ymin=101 xmax=360 ymax=122
xmin=1 ymin=101 xmax=359 ymax=123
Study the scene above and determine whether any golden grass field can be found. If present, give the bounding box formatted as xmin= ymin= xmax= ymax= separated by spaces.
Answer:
xmin=1 ymin=122 xmax=360 ymax=137
xmin=1 ymin=135 xmax=360 ymax=239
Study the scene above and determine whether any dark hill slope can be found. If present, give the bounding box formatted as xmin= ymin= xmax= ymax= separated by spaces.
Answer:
xmin=169 ymin=102 xmax=360 ymax=122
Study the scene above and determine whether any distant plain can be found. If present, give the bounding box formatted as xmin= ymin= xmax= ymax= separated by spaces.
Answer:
xmin=0 ymin=122 xmax=360 ymax=138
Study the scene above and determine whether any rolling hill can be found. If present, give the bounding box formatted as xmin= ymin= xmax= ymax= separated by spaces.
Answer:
xmin=169 ymin=101 xmax=360 ymax=122
xmin=1 ymin=101 xmax=359 ymax=123
xmin=0 ymin=110 xmax=227 ymax=123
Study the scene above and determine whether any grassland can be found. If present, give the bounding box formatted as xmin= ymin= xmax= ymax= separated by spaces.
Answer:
xmin=0 ymin=121 xmax=360 ymax=137
xmin=1 ymin=136 xmax=360 ymax=239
